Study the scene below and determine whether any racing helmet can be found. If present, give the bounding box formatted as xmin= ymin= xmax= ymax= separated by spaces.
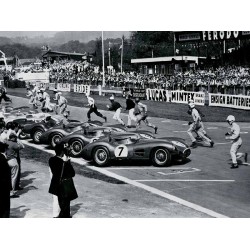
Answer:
xmin=109 ymin=95 xmax=114 ymax=101
xmin=135 ymin=97 xmax=140 ymax=103
xmin=226 ymin=115 xmax=235 ymax=123
xmin=189 ymin=102 xmax=195 ymax=108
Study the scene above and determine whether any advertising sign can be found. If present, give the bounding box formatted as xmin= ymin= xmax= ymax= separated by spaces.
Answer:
xmin=209 ymin=93 xmax=250 ymax=110
xmin=73 ymin=84 xmax=90 ymax=95
xmin=170 ymin=91 xmax=205 ymax=105
xmin=57 ymin=83 xmax=71 ymax=92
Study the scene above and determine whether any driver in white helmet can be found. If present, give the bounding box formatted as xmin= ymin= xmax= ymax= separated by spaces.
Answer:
xmin=187 ymin=102 xmax=214 ymax=148
xmin=225 ymin=115 xmax=247 ymax=169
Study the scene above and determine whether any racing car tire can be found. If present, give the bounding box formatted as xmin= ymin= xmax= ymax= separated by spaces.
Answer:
xmin=50 ymin=133 xmax=63 ymax=148
xmin=32 ymin=129 xmax=44 ymax=144
xmin=151 ymin=147 xmax=171 ymax=167
xmin=69 ymin=139 xmax=85 ymax=157
xmin=93 ymin=146 xmax=110 ymax=167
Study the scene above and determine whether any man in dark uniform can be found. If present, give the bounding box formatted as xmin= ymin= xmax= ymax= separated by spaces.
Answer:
xmin=106 ymin=96 xmax=125 ymax=126
xmin=0 ymin=141 xmax=11 ymax=218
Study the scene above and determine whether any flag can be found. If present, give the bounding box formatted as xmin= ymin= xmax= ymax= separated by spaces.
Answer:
xmin=119 ymin=44 xmax=123 ymax=50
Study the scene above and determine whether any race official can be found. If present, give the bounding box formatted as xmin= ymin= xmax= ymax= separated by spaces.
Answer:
xmin=107 ymin=96 xmax=125 ymax=126
xmin=225 ymin=115 xmax=247 ymax=169
xmin=26 ymin=87 xmax=37 ymax=109
xmin=134 ymin=98 xmax=158 ymax=134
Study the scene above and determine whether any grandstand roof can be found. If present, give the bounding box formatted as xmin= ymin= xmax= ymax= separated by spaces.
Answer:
xmin=131 ymin=56 xmax=206 ymax=64
xmin=42 ymin=50 xmax=87 ymax=61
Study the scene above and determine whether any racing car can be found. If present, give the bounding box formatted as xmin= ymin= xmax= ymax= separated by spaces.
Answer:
xmin=81 ymin=133 xmax=191 ymax=167
xmin=39 ymin=120 xmax=103 ymax=147
xmin=58 ymin=125 xmax=155 ymax=157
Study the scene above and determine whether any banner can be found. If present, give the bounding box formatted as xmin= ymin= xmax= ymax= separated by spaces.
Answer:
xmin=170 ymin=91 xmax=205 ymax=105
xmin=35 ymin=82 xmax=48 ymax=89
xmin=209 ymin=93 xmax=250 ymax=110
xmin=123 ymin=88 xmax=146 ymax=99
xmin=146 ymin=88 xmax=169 ymax=102
xmin=73 ymin=84 xmax=90 ymax=95
xmin=15 ymin=71 xmax=50 ymax=83
xmin=49 ymin=83 xmax=56 ymax=90
xmin=57 ymin=83 xmax=71 ymax=92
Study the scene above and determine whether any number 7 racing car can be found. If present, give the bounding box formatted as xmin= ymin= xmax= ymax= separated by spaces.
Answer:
xmin=81 ymin=133 xmax=191 ymax=167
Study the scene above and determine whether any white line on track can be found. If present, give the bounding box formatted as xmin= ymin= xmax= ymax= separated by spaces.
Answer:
xmin=173 ymin=131 xmax=187 ymax=133
xmin=22 ymin=140 xmax=228 ymax=218
xmin=157 ymin=168 xmax=201 ymax=176
xmin=182 ymin=123 xmax=188 ymax=126
xmin=107 ymin=167 xmax=194 ymax=170
xmin=161 ymin=120 xmax=171 ymax=123
xmin=136 ymin=179 xmax=235 ymax=182
xmin=207 ymin=127 xmax=218 ymax=130
xmin=240 ymin=132 xmax=248 ymax=134
xmin=241 ymin=127 xmax=250 ymax=129
xmin=215 ymin=142 xmax=231 ymax=145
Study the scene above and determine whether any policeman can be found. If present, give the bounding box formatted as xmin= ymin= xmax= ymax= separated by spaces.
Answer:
xmin=225 ymin=115 xmax=247 ymax=169
xmin=187 ymin=102 xmax=214 ymax=148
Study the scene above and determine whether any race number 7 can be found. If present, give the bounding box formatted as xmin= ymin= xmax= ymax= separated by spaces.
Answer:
xmin=114 ymin=144 xmax=128 ymax=158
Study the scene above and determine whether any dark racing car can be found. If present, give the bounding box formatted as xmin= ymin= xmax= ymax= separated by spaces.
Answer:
xmin=81 ymin=133 xmax=191 ymax=167
xmin=58 ymin=125 xmax=154 ymax=157
xmin=39 ymin=120 xmax=103 ymax=147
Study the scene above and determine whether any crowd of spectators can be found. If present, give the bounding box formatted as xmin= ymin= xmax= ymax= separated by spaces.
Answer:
xmin=2 ymin=60 xmax=250 ymax=95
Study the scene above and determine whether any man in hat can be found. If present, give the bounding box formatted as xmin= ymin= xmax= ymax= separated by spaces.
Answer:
xmin=85 ymin=94 xmax=107 ymax=122
xmin=26 ymin=86 xmax=37 ymax=109
xmin=106 ymin=95 xmax=125 ymax=126
xmin=0 ymin=141 xmax=11 ymax=217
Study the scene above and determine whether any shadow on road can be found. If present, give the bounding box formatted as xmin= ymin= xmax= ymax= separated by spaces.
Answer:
xmin=71 ymin=203 xmax=83 ymax=216
xmin=18 ymin=178 xmax=38 ymax=195
xmin=21 ymin=170 xmax=37 ymax=178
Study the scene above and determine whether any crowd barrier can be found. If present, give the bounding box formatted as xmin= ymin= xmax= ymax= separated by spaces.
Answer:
xmin=45 ymin=83 xmax=250 ymax=110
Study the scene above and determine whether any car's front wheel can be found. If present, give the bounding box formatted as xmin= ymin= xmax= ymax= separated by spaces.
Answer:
xmin=70 ymin=139 xmax=85 ymax=157
xmin=93 ymin=147 xmax=110 ymax=167
xmin=50 ymin=133 xmax=63 ymax=148
xmin=151 ymin=148 xmax=171 ymax=167
xmin=32 ymin=129 xmax=44 ymax=143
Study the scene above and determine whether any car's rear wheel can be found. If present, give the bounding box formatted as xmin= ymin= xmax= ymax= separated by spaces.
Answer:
xmin=32 ymin=129 xmax=44 ymax=143
xmin=50 ymin=133 xmax=63 ymax=148
xmin=151 ymin=148 xmax=171 ymax=167
xmin=93 ymin=147 xmax=110 ymax=167
xmin=70 ymin=139 xmax=85 ymax=157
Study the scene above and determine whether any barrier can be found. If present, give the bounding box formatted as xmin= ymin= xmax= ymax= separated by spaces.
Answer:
xmin=146 ymin=88 xmax=169 ymax=102
xmin=57 ymin=83 xmax=71 ymax=92
xmin=209 ymin=93 xmax=250 ymax=110
xmin=170 ymin=91 xmax=205 ymax=106
xmin=73 ymin=84 xmax=90 ymax=95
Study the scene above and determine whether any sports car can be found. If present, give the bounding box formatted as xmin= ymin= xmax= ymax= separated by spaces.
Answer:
xmin=39 ymin=120 xmax=103 ymax=147
xmin=81 ymin=133 xmax=191 ymax=167
xmin=59 ymin=126 xmax=155 ymax=157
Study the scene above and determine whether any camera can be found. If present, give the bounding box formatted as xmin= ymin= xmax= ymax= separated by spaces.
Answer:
xmin=63 ymin=143 xmax=73 ymax=156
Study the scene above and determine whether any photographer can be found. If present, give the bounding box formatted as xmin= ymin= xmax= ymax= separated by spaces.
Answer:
xmin=48 ymin=143 xmax=78 ymax=218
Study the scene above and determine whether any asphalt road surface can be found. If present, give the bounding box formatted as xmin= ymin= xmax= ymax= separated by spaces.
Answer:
xmin=7 ymin=95 xmax=250 ymax=218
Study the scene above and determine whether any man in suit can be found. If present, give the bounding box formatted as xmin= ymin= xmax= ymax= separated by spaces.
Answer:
xmin=0 ymin=141 xmax=11 ymax=218
xmin=49 ymin=143 xmax=78 ymax=218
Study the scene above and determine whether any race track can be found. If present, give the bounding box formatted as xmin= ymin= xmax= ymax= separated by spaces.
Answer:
xmin=8 ymin=95 xmax=250 ymax=218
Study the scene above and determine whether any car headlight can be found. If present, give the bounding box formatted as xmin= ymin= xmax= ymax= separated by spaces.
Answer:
xmin=171 ymin=141 xmax=186 ymax=147
xmin=90 ymin=137 xmax=99 ymax=143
